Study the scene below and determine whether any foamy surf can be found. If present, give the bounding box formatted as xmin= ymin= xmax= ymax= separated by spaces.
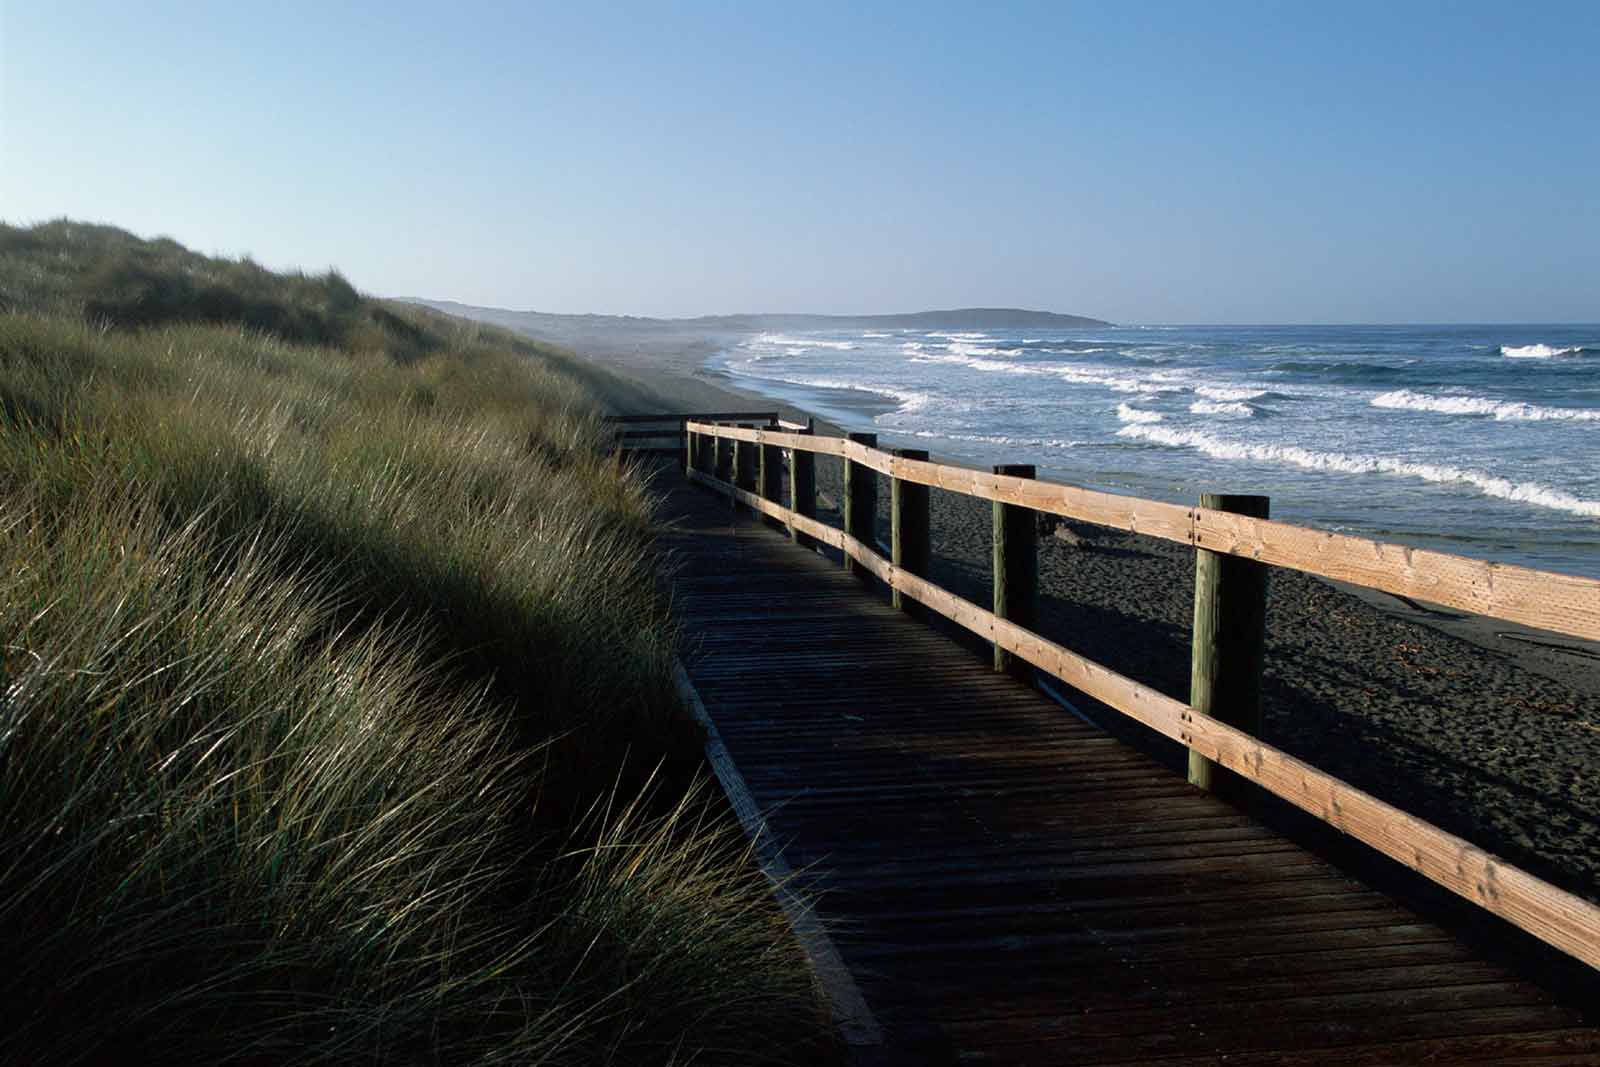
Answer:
xmin=906 ymin=429 xmax=1080 ymax=449
xmin=1189 ymin=400 xmax=1254 ymax=418
xmin=1117 ymin=424 xmax=1600 ymax=518
xmin=1371 ymin=389 xmax=1600 ymax=422
xmin=755 ymin=333 xmax=857 ymax=351
xmin=1116 ymin=402 xmax=1163 ymax=424
xmin=1501 ymin=343 xmax=1584 ymax=359
xmin=1194 ymin=385 xmax=1268 ymax=402
xmin=747 ymin=371 xmax=932 ymax=413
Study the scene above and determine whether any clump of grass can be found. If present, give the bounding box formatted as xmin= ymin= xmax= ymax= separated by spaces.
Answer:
xmin=0 ymin=221 xmax=833 ymax=1064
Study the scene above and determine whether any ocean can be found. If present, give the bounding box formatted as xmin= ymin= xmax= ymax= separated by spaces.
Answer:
xmin=712 ymin=324 xmax=1600 ymax=580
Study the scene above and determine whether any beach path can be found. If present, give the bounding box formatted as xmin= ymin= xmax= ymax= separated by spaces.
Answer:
xmin=660 ymin=479 xmax=1600 ymax=1065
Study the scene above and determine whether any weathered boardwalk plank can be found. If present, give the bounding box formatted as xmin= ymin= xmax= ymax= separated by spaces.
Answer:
xmin=660 ymin=483 xmax=1599 ymax=1064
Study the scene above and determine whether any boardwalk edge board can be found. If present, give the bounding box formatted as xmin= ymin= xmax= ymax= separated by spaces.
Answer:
xmin=670 ymin=660 xmax=884 ymax=1047
xmin=685 ymin=421 xmax=1600 ymax=643
xmin=686 ymin=466 xmax=1600 ymax=973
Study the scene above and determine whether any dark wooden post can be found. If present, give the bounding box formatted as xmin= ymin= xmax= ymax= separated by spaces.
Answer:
xmin=759 ymin=437 xmax=783 ymax=527
xmin=734 ymin=424 xmax=759 ymax=511
xmin=992 ymin=464 xmax=1037 ymax=679
xmin=678 ymin=417 xmax=689 ymax=475
xmin=891 ymin=448 xmax=930 ymax=616
xmin=790 ymin=426 xmax=817 ymax=549
xmin=843 ymin=432 xmax=878 ymax=582
xmin=714 ymin=426 xmax=731 ymax=483
xmin=1187 ymin=493 xmax=1271 ymax=797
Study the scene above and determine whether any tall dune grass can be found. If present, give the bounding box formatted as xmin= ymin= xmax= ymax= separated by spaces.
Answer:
xmin=0 ymin=221 xmax=831 ymax=1064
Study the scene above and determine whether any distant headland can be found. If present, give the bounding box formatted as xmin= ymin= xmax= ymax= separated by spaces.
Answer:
xmin=406 ymin=299 xmax=1112 ymax=344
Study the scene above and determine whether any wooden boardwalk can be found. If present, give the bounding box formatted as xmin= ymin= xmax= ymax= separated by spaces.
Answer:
xmin=661 ymin=482 xmax=1600 ymax=1065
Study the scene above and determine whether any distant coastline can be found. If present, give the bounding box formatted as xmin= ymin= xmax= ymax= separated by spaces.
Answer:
xmin=403 ymin=299 xmax=1111 ymax=343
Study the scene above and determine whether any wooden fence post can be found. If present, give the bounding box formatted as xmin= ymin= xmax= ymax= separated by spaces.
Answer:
xmin=759 ymin=437 xmax=783 ymax=529
xmin=734 ymin=424 xmax=758 ymax=511
xmin=1188 ymin=493 xmax=1271 ymax=797
xmin=843 ymin=432 xmax=878 ymax=582
xmin=993 ymin=464 xmax=1037 ymax=679
xmin=714 ymin=426 xmax=731 ymax=484
xmin=891 ymin=448 xmax=930 ymax=616
xmin=790 ymin=426 xmax=817 ymax=549
xmin=678 ymin=417 xmax=689 ymax=475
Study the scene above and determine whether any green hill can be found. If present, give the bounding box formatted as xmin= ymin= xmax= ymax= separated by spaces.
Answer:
xmin=0 ymin=220 xmax=830 ymax=1065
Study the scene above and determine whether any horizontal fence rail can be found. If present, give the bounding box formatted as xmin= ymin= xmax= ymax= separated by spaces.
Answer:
xmin=681 ymin=417 xmax=1600 ymax=972
xmin=604 ymin=410 xmax=781 ymax=425
xmin=602 ymin=411 xmax=792 ymax=467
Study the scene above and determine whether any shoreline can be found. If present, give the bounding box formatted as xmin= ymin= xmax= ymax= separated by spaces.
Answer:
xmin=587 ymin=329 xmax=1600 ymax=690
xmin=568 ymin=326 xmax=1600 ymax=901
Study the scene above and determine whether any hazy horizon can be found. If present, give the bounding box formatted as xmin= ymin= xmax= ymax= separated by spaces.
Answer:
xmin=4 ymin=3 xmax=1597 ymax=324
xmin=415 ymin=296 xmax=1600 ymax=329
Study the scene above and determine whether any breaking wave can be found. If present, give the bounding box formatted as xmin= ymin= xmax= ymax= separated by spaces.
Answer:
xmin=1194 ymin=385 xmax=1268 ymax=402
xmin=1189 ymin=400 xmax=1254 ymax=418
xmin=1372 ymin=390 xmax=1600 ymax=422
xmin=1115 ymin=403 xmax=1163 ymax=424
xmin=1116 ymin=425 xmax=1600 ymax=517
xmin=1501 ymin=343 xmax=1590 ymax=359
xmin=754 ymin=333 xmax=857 ymax=350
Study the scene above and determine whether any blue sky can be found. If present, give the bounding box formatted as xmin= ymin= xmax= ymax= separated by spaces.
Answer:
xmin=3 ymin=2 xmax=1596 ymax=323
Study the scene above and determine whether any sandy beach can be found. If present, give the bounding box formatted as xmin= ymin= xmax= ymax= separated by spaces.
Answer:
xmin=570 ymin=327 xmax=1600 ymax=905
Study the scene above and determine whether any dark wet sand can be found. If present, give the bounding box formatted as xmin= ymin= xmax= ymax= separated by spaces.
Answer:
xmin=576 ymin=327 xmax=1600 ymax=904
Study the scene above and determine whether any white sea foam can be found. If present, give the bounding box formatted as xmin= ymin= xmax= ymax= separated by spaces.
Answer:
xmin=1117 ymin=424 xmax=1600 ymax=517
xmin=754 ymin=333 xmax=857 ymax=350
xmin=1040 ymin=362 xmax=1186 ymax=394
xmin=1116 ymin=403 xmax=1163 ymax=424
xmin=946 ymin=342 xmax=1024 ymax=358
xmin=1189 ymin=400 xmax=1254 ymax=418
xmin=861 ymin=331 xmax=893 ymax=338
xmin=1371 ymin=389 xmax=1600 ymax=422
xmin=1195 ymin=385 xmax=1268 ymax=402
xmin=913 ymin=352 xmax=1035 ymax=375
xmin=740 ymin=371 xmax=930 ymax=412
xmin=926 ymin=331 xmax=992 ymax=341
xmin=907 ymin=429 xmax=1080 ymax=449
xmin=1501 ymin=343 xmax=1582 ymax=359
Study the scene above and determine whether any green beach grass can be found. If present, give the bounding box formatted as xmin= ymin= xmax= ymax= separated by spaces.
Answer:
xmin=0 ymin=220 xmax=832 ymax=1064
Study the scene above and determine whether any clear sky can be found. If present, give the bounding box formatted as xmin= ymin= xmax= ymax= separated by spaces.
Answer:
xmin=3 ymin=2 xmax=1596 ymax=323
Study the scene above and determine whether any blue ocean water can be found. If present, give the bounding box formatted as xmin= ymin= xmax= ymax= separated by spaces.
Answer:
xmin=713 ymin=325 xmax=1600 ymax=579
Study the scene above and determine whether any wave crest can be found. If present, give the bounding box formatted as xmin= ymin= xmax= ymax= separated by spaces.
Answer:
xmin=1115 ymin=403 xmax=1163 ymax=424
xmin=1189 ymin=400 xmax=1254 ymax=418
xmin=1501 ymin=343 xmax=1587 ymax=359
xmin=1116 ymin=425 xmax=1600 ymax=517
xmin=1372 ymin=389 xmax=1600 ymax=422
xmin=753 ymin=333 xmax=857 ymax=351
xmin=1195 ymin=385 xmax=1268 ymax=402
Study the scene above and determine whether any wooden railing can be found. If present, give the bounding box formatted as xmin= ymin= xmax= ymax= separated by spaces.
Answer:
xmin=602 ymin=411 xmax=798 ymax=466
xmin=681 ymin=417 xmax=1600 ymax=972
